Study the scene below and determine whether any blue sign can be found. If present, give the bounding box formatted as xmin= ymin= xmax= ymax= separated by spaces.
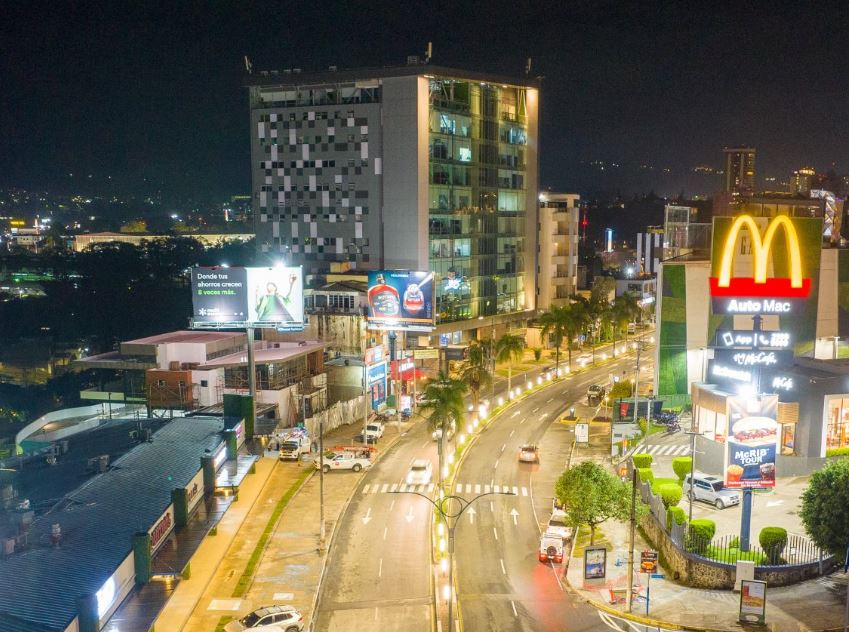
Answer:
xmin=367 ymin=362 xmax=387 ymax=410
xmin=367 ymin=270 xmax=435 ymax=331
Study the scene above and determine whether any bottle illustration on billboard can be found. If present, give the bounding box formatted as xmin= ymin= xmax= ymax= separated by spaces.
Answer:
xmin=368 ymin=274 xmax=401 ymax=317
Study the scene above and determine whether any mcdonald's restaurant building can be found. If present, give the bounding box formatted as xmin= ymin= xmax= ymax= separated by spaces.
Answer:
xmin=655 ymin=211 xmax=849 ymax=475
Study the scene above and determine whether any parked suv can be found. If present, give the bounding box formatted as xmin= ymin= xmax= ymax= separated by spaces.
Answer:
xmin=683 ymin=473 xmax=741 ymax=509
xmin=224 ymin=605 xmax=304 ymax=631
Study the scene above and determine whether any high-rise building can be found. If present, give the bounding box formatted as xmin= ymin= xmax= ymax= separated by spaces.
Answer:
xmin=246 ymin=62 xmax=539 ymax=331
xmin=723 ymin=146 xmax=756 ymax=194
xmin=537 ymin=193 xmax=579 ymax=309
xmin=791 ymin=166 xmax=816 ymax=193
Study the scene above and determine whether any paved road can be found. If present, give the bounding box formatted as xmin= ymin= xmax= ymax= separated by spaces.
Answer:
xmin=453 ymin=353 xmax=644 ymax=632
xmin=313 ymin=419 xmax=442 ymax=631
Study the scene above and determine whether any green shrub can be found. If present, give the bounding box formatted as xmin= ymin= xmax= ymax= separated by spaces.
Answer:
xmin=729 ymin=536 xmax=739 ymax=549
xmin=632 ymin=453 xmax=653 ymax=469
xmin=650 ymin=477 xmax=680 ymax=494
xmin=533 ymin=347 xmax=542 ymax=361
xmin=687 ymin=519 xmax=716 ymax=555
xmin=672 ymin=456 xmax=692 ymax=481
xmin=636 ymin=467 xmax=654 ymax=484
xmin=758 ymin=527 xmax=788 ymax=564
xmin=826 ymin=447 xmax=849 ymax=458
xmin=666 ymin=506 xmax=686 ymax=529
xmin=659 ymin=483 xmax=683 ymax=509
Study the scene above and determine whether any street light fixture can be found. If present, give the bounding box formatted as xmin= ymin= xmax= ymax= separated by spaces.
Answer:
xmin=393 ymin=489 xmax=516 ymax=631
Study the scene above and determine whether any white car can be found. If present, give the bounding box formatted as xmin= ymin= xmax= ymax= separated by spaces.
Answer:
xmin=518 ymin=445 xmax=540 ymax=463
xmin=406 ymin=459 xmax=433 ymax=485
xmin=365 ymin=423 xmax=385 ymax=438
xmin=224 ymin=605 xmax=304 ymax=631
xmin=546 ymin=509 xmax=573 ymax=541
xmin=432 ymin=422 xmax=456 ymax=441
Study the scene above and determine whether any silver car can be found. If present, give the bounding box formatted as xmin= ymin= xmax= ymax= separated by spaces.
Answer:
xmin=683 ymin=473 xmax=740 ymax=509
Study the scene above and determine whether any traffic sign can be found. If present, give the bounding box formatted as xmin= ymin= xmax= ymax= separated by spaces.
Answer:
xmin=651 ymin=573 xmax=665 ymax=579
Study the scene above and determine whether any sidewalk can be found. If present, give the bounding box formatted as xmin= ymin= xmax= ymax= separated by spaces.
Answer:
xmin=563 ymin=448 xmax=847 ymax=631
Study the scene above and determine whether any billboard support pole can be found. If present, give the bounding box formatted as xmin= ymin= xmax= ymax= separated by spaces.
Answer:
xmin=740 ymin=488 xmax=753 ymax=552
xmin=246 ymin=326 xmax=257 ymax=424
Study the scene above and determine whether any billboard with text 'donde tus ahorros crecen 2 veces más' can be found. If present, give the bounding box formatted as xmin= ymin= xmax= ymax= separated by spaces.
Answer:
xmin=191 ymin=266 xmax=304 ymax=330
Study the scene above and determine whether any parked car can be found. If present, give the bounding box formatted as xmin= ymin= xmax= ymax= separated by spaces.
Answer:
xmin=224 ymin=605 xmax=304 ymax=631
xmin=406 ymin=459 xmax=433 ymax=485
xmin=353 ymin=431 xmax=379 ymax=445
xmin=365 ymin=422 xmax=385 ymax=438
xmin=546 ymin=509 xmax=573 ymax=541
xmin=278 ymin=433 xmax=311 ymax=461
xmin=518 ymin=445 xmax=540 ymax=463
xmin=683 ymin=473 xmax=741 ymax=509
xmin=315 ymin=448 xmax=375 ymax=473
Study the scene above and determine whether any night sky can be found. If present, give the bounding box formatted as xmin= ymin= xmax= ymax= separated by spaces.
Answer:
xmin=2 ymin=1 xmax=848 ymax=201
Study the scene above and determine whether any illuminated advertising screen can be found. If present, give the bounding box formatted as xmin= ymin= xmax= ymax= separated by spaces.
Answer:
xmin=191 ymin=266 xmax=304 ymax=330
xmin=724 ymin=395 xmax=779 ymax=488
xmin=367 ymin=270 xmax=435 ymax=331
xmin=367 ymin=361 xmax=387 ymax=410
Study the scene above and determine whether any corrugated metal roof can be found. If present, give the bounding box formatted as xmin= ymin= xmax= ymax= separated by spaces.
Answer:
xmin=0 ymin=416 xmax=225 ymax=631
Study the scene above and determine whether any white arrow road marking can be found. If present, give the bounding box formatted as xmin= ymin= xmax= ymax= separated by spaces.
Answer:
xmin=539 ymin=412 xmax=549 ymax=419
xmin=766 ymin=500 xmax=784 ymax=507
xmin=468 ymin=507 xmax=476 ymax=524
xmin=405 ymin=507 xmax=415 ymax=523
xmin=510 ymin=508 xmax=519 ymax=525
xmin=362 ymin=508 xmax=372 ymax=525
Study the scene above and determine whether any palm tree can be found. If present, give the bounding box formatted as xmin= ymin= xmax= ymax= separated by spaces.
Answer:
xmin=496 ymin=333 xmax=525 ymax=397
xmin=539 ymin=305 xmax=571 ymax=375
xmin=419 ymin=373 xmax=468 ymax=490
xmin=613 ymin=293 xmax=642 ymax=346
xmin=459 ymin=341 xmax=492 ymax=419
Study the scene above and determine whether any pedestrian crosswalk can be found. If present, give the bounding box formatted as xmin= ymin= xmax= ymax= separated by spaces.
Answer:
xmin=360 ymin=482 xmax=530 ymax=496
xmin=627 ymin=443 xmax=691 ymax=458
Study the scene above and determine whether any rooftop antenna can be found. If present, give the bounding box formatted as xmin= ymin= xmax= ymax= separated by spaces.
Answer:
xmin=425 ymin=41 xmax=432 ymax=63
xmin=244 ymin=55 xmax=253 ymax=74
xmin=525 ymin=57 xmax=532 ymax=75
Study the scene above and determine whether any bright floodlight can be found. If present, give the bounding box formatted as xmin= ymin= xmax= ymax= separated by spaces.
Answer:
xmin=537 ymin=376 xmax=542 ymax=384
xmin=498 ymin=396 xmax=504 ymax=406
xmin=443 ymin=584 xmax=451 ymax=600
xmin=441 ymin=558 xmax=448 ymax=574
xmin=439 ymin=538 xmax=446 ymax=552
xmin=448 ymin=454 xmax=455 ymax=465
xmin=459 ymin=434 xmax=465 ymax=444
xmin=437 ymin=522 xmax=445 ymax=536
xmin=442 ymin=466 xmax=449 ymax=478
xmin=467 ymin=424 xmax=473 ymax=434
xmin=601 ymin=353 xmax=607 ymax=360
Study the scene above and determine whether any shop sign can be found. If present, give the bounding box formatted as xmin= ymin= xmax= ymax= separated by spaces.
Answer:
xmin=367 ymin=362 xmax=387 ymax=386
xmin=413 ymin=348 xmax=439 ymax=360
xmin=367 ymin=361 xmax=387 ymax=410
xmin=739 ymin=579 xmax=767 ymax=625
xmin=364 ymin=345 xmax=384 ymax=365
xmin=149 ymin=505 xmax=175 ymax=554
xmin=716 ymin=330 xmax=791 ymax=350
xmin=640 ymin=550 xmax=658 ymax=574
xmin=710 ymin=215 xmax=810 ymax=299
xmin=713 ymin=349 xmax=793 ymax=369
xmin=724 ymin=395 xmax=779 ymax=488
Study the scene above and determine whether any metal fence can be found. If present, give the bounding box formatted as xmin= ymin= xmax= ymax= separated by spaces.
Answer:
xmin=639 ymin=479 xmax=829 ymax=568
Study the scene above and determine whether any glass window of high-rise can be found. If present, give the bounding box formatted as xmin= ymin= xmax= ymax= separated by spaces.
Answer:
xmin=428 ymin=79 xmax=529 ymax=323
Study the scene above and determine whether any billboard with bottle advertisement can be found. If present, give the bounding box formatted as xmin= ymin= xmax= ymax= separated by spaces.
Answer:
xmin=367 ymin=270 xmax=435 ymax=331
xmin=724 ymin=394 xmax=779 ymax=488
xmin=191 ymin=266 xmax=304 ymax=330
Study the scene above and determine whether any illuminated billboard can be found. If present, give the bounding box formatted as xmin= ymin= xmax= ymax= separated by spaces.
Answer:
xmin=191 ymin=266 xmax=304 ymax=330
xmin=724 ymin=395 xmax=779 ymax=489
xmin=367 ymin=270 xmax=435 ymax=331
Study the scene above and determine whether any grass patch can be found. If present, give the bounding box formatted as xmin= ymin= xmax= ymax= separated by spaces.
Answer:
xmin=214 ymin=467 xmax=313 ymax=631
xmin=702 ymin=545 xmax=767 ymax=565
xmin=571 ymin=523 xmax=614 ymax=557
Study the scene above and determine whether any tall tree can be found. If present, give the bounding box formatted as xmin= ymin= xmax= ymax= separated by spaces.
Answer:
xmin=539 ymin=303 xmax=586 ymax=375
xmin=800 ymin=459 xmax=849 ymax=558
xmin=555 ymin=461 xmax=640 ymax=544
xmin=419 ymin=373 xmax=468 ymax=490
xmin=495 ymin=333 xmax=525 ymax=396
xmin=459 ymin=341 xmax=491 ymax=418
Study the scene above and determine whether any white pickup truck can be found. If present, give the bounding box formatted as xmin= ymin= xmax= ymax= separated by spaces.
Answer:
xmin=315 ymin=447 xmax=376 ymax=473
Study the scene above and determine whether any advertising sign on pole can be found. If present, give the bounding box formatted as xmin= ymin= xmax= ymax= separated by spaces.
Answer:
xmin=190 ymin=266 xmax=304 ymax=330
xmin=575 ymin=422 xmax=589 ymax=444
xmin=366 ymin=362 xmax=387 ymax=410
xmin=724 ymin=395 xmax=779 ymax=488
xmin=640 ymin=550 xmax=658 ymax=573
xmin=739 ymin=579 xmax=767 ymax=624
xmin=367 ymin=270 xmax=435 ymax=331
xmin=583 ymin=546 xmax=607 ymax=580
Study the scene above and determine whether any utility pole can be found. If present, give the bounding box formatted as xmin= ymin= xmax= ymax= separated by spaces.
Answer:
xmin=318 ymin=412 xmax=325 ymax=543
xmin=685 ymin=430 xmax=698 ymax=523
xmin=246 ymin=326 xmax=257 ymax=427
xmin=626 ymin=467 xmax=637 ymax=613
xmin=633 ymin=340 xmax=642 ymax=425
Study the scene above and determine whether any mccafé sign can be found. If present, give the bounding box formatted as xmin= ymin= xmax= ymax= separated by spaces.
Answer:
xmin=710 ymin=215 xmax=811 ymax=299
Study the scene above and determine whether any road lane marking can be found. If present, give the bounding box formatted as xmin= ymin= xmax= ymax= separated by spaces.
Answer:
xmin=362 ymin=484 xmax=370 ymax=494
xmin=371 ymin=485 xmax=379 ymax=493
xmin=511 ymin=600 xmax=518 ymax=617
xmin=532 ymin=407 xmax=539 ymax=413
xmin=512 ymin=486 xmax=519 ymax=495
xmin=500 ymin=558 xmax=507 ymax=575
xmin=362 ymin=508 xmax=372 ymax=525
xmin=383 ymin=527 xmax=388 ymax=540
xmin=493 ymin=527 xmax=499 ymax=540
xmin=546 ymin=397 xmax=554 ymax=403
xmin=390 ymin=483 xmax=398 ymax=492
xmin=501 ymin=443 xmax=506 ymax=452
xmin=511 ymin=411 xmax=521 ymax=418
xmin=490 ymin=501 xmax=494 ymax=512
xmin=455 ymin=483 xmax=463 ymax=493
xmin=539 ymin=413 xmax=549 ymax=419
xmin=494 ymin=485 xmax=500 ymax=493
xmin=466 ymin=484 xmax=472 ymax=494
xmin=509 ymin=429 xmax=515 ymax=437
xmin=378 ymin=558 xmax=383 ymax=578
xmin=519 ymin=418 xmax=525 ymax=424
xmin=389 ymin=500 xmax=395 ymax=511
xmin=381 ymin=484 xmax=389 ymax=493
xmin=521 ymin=487 xmax=528 ymax=496
xmin=494 ymin=459 xmax=500 ymax=469
xmin=475 ymin=484 xmax=481 ymax=494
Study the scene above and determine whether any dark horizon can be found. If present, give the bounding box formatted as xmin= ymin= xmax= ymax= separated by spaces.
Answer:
xmin=2 ymin=1 xmax=848 ymax=201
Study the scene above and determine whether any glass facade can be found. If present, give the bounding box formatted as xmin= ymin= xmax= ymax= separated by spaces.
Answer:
xmin=826 ymin=396 xmax=849 ymax=450
xmin=428 ymin=79 xmax=530 ymax=323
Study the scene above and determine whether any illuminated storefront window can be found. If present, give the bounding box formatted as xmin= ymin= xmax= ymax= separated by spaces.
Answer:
xmin=826 ymin=396 xmax=849 ymax=449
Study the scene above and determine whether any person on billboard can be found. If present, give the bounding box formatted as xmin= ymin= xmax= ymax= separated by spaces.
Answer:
xmin=254 ymin=275 xmax=298 ymax=321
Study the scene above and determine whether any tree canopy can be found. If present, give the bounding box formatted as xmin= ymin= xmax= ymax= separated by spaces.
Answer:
xmin=800 ymin=458 xmax=849 ymax=558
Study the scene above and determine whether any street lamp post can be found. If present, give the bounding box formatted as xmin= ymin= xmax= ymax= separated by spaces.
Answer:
xmin=393 ymin=490 xmax=515 ymax=631
xmin=684 ymin=430 xmax=698 ymax=524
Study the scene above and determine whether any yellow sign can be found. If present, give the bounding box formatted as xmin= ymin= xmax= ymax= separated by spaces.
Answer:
xmin=413 ymin=348 xmax=439 ymax=360
xmin=711 ymin=215 xmax=810 ymax=298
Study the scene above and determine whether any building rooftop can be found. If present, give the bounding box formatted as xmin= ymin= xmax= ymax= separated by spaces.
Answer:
xmin=245 ymin=63 xmax=539 ymax=90
xmin=0 ymin=416 xmax=225 ymax=631
xmin=196 ymin=340 xmax=325 ymax=369
xmin=124 ymin=330 xmax=246 ymax=346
